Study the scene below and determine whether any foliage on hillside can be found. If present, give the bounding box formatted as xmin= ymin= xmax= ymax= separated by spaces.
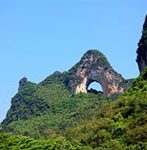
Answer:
xmin=3 ymin=93 xmax=109 ymax=139
xmin=0 ymin=133 xmax=84 ymax=150
xmin=64 ymin=68 xmax=147 ymax=149
xmin=2 ymin=72 xmax=110 ymax=139
xmin=1 ymin=67 xmax=147 ymax=149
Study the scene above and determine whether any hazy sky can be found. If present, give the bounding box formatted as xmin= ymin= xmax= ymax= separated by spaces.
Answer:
xmin=0 ymin=0 xmax=146 ymax=122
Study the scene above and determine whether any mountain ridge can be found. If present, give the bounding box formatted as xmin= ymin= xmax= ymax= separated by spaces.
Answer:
xmin=1 ymin=49 xmax=131 ymax=127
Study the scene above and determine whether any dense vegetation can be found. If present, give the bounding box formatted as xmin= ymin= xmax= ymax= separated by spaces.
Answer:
xmin=0 ymin=133 xmax=80 ymax=150
xmin=1 ymin=71 xmax=110 ymax=139
xmin=0 ymin=68 xmax=147 ymax=149
xmin=64 ymin=69 xmax=147 ymax=149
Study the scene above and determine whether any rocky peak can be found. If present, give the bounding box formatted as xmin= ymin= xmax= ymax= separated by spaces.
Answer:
xmin=66 ymin=49 xmax=126 ymax=96
xmin=136 ymin=15 xmax=147 ymax=72
xmin=19 ymin=77 xmax=28 ymax=90
xmin=80 ymin=50 xmax=111 ymax=68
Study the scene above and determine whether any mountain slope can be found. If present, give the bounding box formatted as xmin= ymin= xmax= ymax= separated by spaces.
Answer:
xmin=1 ymin=71 xmax=110 ymax=138
xmin=1 ymin=68 xmax=147 ymax=149
xmin=64 ymin=68 xmax=147 ymax=149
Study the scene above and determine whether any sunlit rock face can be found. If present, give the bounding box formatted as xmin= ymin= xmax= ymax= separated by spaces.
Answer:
xmin=67 ymin=50 xmax=126 ymax=96
xmin=137 ymin=15 xmax=147 ymax=73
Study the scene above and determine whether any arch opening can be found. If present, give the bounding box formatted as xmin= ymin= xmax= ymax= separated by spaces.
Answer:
xmin=87 ymin=81 xmax=103 ymax=94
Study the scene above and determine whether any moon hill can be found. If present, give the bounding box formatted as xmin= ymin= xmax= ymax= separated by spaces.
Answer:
xmin=0 ymin=15 xmax=147 ymax=149
xmin=2 ymin=49 xmax=131 ymax=126
xmin=21 ymin=49 xmax=131 ymax=96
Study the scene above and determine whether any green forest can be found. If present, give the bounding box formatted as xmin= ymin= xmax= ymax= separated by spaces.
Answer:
xmin=0 ymin=67 xmax=147 ymax=149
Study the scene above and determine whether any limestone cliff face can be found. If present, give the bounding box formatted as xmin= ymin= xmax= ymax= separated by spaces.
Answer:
xmin=66 ymin=50 xmax=126 ymax=96
xmin=137 ymin=15 xmax=147 ymax=72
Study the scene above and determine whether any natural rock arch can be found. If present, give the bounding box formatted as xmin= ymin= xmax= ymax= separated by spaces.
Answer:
xmin=87 ymin=81 xmax=103 ymax=93
xmin=66 ymin=50 xmax=126 ymax=96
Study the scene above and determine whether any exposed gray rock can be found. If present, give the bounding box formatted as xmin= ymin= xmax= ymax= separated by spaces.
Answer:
xmin=136 ymin=15 xmax=147 ymax=72
xmin=19 ymin=77 xmax=28 ymax=90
